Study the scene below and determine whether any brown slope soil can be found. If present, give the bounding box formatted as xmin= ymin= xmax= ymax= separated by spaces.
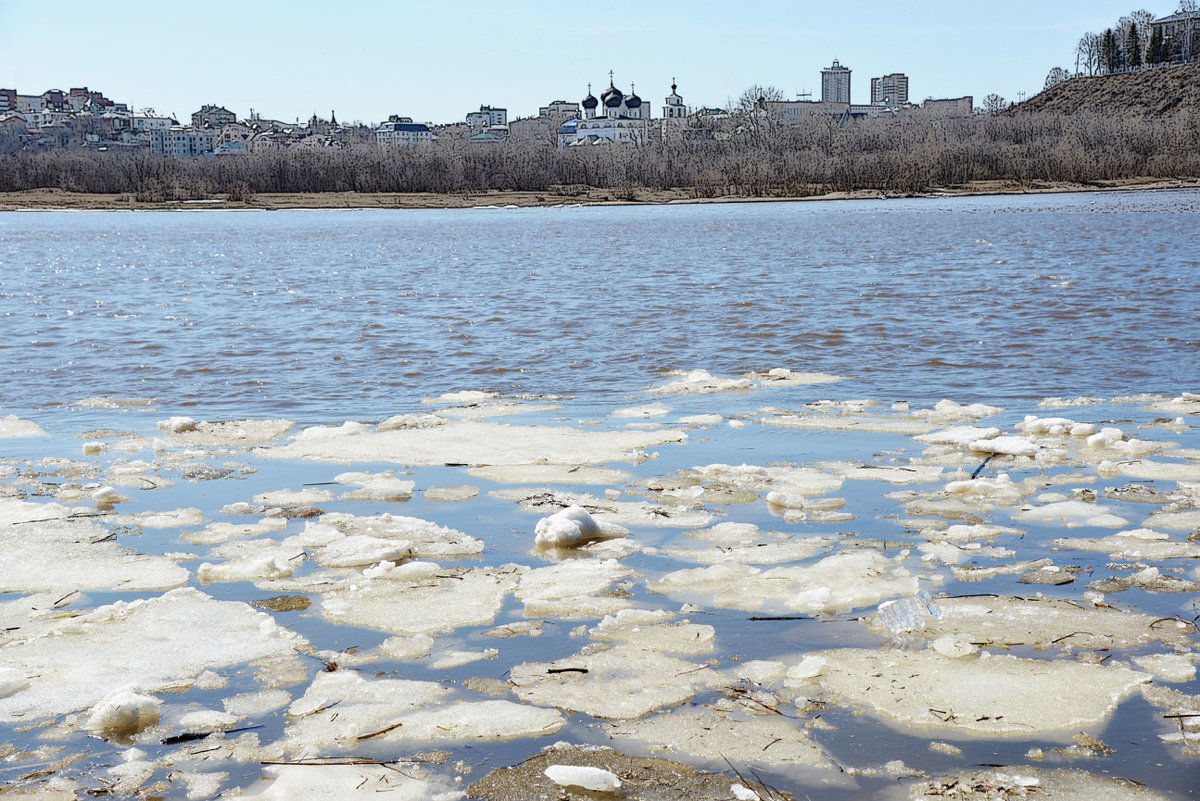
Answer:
xmin=1014 ymin=61 xmax=1200 ymax=116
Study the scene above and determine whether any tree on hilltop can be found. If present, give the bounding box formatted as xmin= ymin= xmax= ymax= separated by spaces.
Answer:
xmin=1076 ymin=32 xmax=1102 ymax=75
xmin=1125 ymin=21 xmax=1143 ymax=67
xmin=1147 ymin=25 xmax=1165 ymax=64
xmin=1044 ymin=67 xmax=1072 ymax=90
xmin=1101 ymin=28 xmax=1121 ymax=72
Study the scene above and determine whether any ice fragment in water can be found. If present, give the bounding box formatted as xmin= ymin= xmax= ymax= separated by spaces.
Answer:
xmin=876 ymin=591 xmax=942 ymax=634
xmin=534 ymin=505 xmax=626 ymax=549
xmin=543 ymin=765 xmax=622 ymax=792
xmin=86 ymin=688 xmax=162 ymax=736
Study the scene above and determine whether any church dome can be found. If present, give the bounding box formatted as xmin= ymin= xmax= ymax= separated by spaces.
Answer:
xmin=581 ymin=90 xmax=598 ymax=110
xmin=625 ymin=91 xmax=642 ymax=108
xmin=602 ymin=84 xmax=624 ymax=107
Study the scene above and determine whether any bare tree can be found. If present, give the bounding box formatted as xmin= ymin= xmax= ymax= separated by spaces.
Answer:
xmin=731 ymin=85 xmax=785 ymax=146
xmin=1076 ymin=32 xmax=1102 ymax=75
xmin=1044 ymin=67 xmax=1072 ymax=91
xmin=1177 ymin=0 xmax=1199 ymax=60
xmin=981 ymin=94 xmax=1008 ymax=115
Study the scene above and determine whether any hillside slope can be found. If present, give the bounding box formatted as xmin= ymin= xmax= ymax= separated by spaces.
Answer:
xmin=1015 ymin=61 xmax=1200 ymax=116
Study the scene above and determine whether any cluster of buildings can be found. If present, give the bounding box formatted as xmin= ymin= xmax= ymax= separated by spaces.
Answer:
xmin=2 ymin=60 xmax=976 ymax=157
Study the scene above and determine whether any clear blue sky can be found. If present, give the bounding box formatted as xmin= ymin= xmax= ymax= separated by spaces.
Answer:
xmin=0 ymin=0 xmax=1166 ymax=125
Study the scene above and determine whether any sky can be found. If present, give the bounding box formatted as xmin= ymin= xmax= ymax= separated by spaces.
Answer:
xmin=0 ymin=0 xmax=1167 ymax=126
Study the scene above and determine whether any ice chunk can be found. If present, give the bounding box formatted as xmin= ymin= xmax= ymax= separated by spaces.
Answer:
xmin=544 ymin=765 xmax=621 ymax=792
xmin=646 ymin=369 xmax=753 ymax=395
xmin=157 ymin=416 xmax=198 ymax=433
xmin=534 ymin=505 xmax=611 ymax=548
xmin=0 ymin=415 xmax=49 ymax=438
xmin=875 ymin=592 xmax=942 ymax=634
xmin=85 ymin=688 xmax=162 ymax=736
xmin=969 ymin=436 xmax=1037 ymax=457
xmin=813 ymin=648 xmax=1147 ymax=734
xmin=0 ymin=668 xmax=29 ymax=698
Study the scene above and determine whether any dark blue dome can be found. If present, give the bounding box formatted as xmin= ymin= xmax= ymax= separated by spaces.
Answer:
xmin=581 ymin=93 xmax=598 ymax=109
xmin=601 ymin=84 xmax=623 ymax=107
xmin=625 ymin=93 xmax=642 ymax=108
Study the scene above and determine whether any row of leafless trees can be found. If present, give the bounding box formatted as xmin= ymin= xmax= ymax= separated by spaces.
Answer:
xmin=1 ymin=110 xmax=1198 ymax=200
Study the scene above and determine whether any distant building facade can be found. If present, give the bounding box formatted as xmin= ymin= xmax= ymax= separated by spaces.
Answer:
xmin=466 ymin=105 xmax=507 ymax=128
xmin=191 ymin=105 xmax=237 ymax=129
xmin=375 ymin=115 xmax=434 ymax=146
xmin=1151 ymin=9 xmax=1200 ymax=60
xmin=871 ymin=73 xmax=909 ymax=107
xmin=921 ymin=96 xmax=973 ymax=116
xmin=821 ymin=60 xmax=851 ymax=104
xmin=151 ymin=126 xmax=217 ymax=156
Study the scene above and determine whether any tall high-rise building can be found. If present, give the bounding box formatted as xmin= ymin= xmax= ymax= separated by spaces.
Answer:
xmin=871 ymin=73 xmax=909 ymax=107
xmin=821 ymin=59 xmax=851 ymax=104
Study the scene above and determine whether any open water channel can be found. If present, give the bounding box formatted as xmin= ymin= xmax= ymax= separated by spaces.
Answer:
xmin=0 ymin=191 xmax=1197 ymax=799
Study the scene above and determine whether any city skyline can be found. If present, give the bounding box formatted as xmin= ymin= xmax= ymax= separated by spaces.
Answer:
xmin=1 ymin=0 xmax=1164 ymax=125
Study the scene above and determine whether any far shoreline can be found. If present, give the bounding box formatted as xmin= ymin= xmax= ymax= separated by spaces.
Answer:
xmin=1 ymin=176 xmax=1197 ymax=212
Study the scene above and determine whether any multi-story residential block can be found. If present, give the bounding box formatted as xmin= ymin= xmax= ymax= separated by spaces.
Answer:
xmin=538 ymin=100 xmax=578 ymax=119
xmin=466 ymin=105 xmax=507 ymax=128
xmin=870 ymin=73 xmax=909 ymax=107
xmin=375 ymin=115 xmax=434 ymax=146
xmin=0 ymin=89 xmax=16 ymax=112
xmin=130 ymin=112 xmax=176 ymax=132
xmin=151 ymin=126 xmax=217 ymax=157
xmin=191 ymin=105 xmax=238 ymax=129
xmin=821 ymin=60 xmax=851 ymax=104
xmin=1152 ymin=9 xmax=1200 ymax=59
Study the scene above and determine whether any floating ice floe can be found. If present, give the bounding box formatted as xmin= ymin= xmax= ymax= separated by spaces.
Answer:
xmin=650 ymin=551 xmax=919 ymax=615
xmin=589 ymin=608 xmax=715 ymax=655
xmin=0 ymin=588 xmax=307 ymax=725
xmin=317 ymin=512 xmax=483 ymax=558
xmin=881 ymin=595 xmax=1197 ymax=650
xmin=264 ymin=418 xmax=685 ymax=466
xmin=746 ymin=367 xmax=845 ymax=386
xmin=1012 ymin=499 xmax=1128 ymax=528
xmin=320 ymin=563 xmax=525 ymax=636
xmin=1052 ymin=528 xmax=1200 ymax=560
xmin=606 ymin=707 xmax=832 ymax=769
xmin=333 ymin=470 xmax=415 ymax=502
xmin=0 ymin=414 xmax=49 ymax=438
xmin=645 ymin=369 xmax=754 ymax=395
xmin=236 ymin=763 xmax=461 ymax=801
xmin=161 ymin=418 xmax=294 ymax=448
xmin=424 ymin=484 xmax=479 ymax=502
xmin=499 ymin=488 xmax=713 ymax=530
xmin=515 ymin=558 xmax=634 ymax=619
xmin=806 ymin=648 xmax=1147 ymax=735
xmin=0 ymin=497 xmax=189 ymax=594
xmin=510 ymin=642 xmax=721 ymax=719
xmin=469 ymin=462 xmax=630 ymax=485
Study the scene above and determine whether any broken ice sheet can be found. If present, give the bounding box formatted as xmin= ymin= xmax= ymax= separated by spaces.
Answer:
xmin=235 ymin=762 xmax=462 ymax=801
xmin=0 ymin=414 xmax=50 ymax=438
xmin=515 ymin=558 xmax=635 ymax=620
xmin=805 ymin=648 xmax=1148 ymax=735
xmin=885 ymin=595 xmax=1198 ymax=650
xmin=0 ymin=497 xmax=189 ymax=594
xmin=606 ymin=707 xmax=832 ymax=769
xmin=649 ymin=550 xmax=920 ymax=615
xmin=509 ymin=642 xmax=722 ymax=719
xmin=279 ymin=669 xmax=563 ymax=756
xmin=644 ymin=369 xmax=754 ymax=395
xmin=1052 ymin=528 xmax=1200 ymax=560
xmin=316 ymin=512 xmax=484 ymax=558
xmin=320 ymin=562 xmax=525 ymax=636
xmin=262 ymin=417 xmax=685 ymax=466
xmin=494 ymin=487 xmax=714 ymax=530
xmin=0 ymin=588 xmax=308 ymax=725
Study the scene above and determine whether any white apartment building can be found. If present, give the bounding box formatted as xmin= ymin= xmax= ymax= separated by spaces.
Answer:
xmin=871 ymin=73 xmax=909 ymax=107
xmin=539 ymin=100 xmax=578 ymax=118
xmin=821 ymin=60 xmax=851 ymax=104
xmin=375 ymin=115 xmax=434 ymax=147
xmin=466 ymin=105 xmax=507 ymax=128
xmin=150 ymin=126 xmax=217 ymax=157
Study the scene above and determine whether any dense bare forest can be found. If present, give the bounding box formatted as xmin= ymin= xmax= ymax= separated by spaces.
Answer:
xmin=2 ymin=109 xmax=1198 ymax=202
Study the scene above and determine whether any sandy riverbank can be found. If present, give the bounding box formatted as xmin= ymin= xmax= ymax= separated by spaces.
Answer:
xmin=1 ymin=176 xmax=1197 ymax=211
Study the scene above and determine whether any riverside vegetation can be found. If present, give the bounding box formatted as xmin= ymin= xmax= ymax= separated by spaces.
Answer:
xmin=2 ymin=107 xmax=1199 ymax=206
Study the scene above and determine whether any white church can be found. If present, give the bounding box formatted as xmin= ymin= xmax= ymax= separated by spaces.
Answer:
xmin=558 ymin=75 xmax=685 ymax=148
